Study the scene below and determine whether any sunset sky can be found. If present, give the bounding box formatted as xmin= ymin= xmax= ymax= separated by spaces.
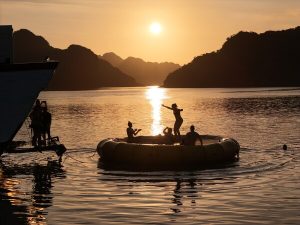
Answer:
xmin=1 ymin=0 xmax=300 ymax=64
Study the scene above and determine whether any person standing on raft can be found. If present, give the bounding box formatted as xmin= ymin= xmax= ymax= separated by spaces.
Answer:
xmin=162 ymin=103 xmax=183 ymax=136
xmin=126 ymin=121 xmax=141 ymax=143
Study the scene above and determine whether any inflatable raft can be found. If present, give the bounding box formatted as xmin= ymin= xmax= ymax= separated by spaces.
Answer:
xmin=97 ymin=135 xmax=240 ymax=170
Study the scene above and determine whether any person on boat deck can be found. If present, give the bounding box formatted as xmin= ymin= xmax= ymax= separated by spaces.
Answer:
xmin=163 ymin=127 xmax=174 ymax=145
xmin=41 ymin=106 xmax=52 ymax=143
xmin=29 ymin=99 xmax=43 ymax=147
xmin=126 ymin=121 xmax=141 ymax=142
xmin=162 ymin=103 xmax=183 ymax=136
xmin=183 ymin=125 xmax=203 ymax=146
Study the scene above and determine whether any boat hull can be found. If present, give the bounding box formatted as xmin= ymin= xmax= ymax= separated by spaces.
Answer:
xmin=0 ymin=62 xmax=58 ymax=144
xmin=97 ymin=135 xmax=240 ymax=170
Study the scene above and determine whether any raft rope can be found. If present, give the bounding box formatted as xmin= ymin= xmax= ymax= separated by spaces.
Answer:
xmin=65 ymin=148 xmax=95 ymax=153
xmin=63 ymin=152 xmax=86 ymax=164
xmin=61 ymin=149 xmax=97 ymax=166
xmin=62 ymin=153 xmax=92 ymax=169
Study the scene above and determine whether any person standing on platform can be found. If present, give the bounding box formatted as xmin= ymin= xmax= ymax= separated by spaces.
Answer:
xmin=41 ymin=106 xmax=52 ymax=144
xmin=29 ymin=99 xmax=43 ymax=147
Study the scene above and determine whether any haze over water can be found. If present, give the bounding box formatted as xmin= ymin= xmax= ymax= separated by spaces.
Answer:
xmin=1 ymin=87 xmax=300 ymax=224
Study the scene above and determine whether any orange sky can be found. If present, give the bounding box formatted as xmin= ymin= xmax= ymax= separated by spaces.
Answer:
xmin=1 ymin=0 xmax=300 ymax=64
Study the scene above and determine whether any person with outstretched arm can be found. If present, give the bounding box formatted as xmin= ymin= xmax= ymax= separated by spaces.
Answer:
xmin=126 ymin=121 xmax=141 ymax=143
xmin=162 ymin=103 xmax=183 ymax=136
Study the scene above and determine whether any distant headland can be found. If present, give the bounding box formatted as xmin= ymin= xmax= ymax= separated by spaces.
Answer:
xmin=164 ymin=26 xmax=300 ymax=88
xmin=13 ymin=29 xmax=138 ymax=90
xmin=100 ymin=52 xmax=180 ymax=86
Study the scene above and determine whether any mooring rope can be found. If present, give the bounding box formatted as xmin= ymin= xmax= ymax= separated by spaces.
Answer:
xmin=65 ymin=148 xmax=95 ymax=153
xmin=64 ymin=152 xmax=86 ymax=163
xmin=61 ymin=150 xmax=97 ymax=166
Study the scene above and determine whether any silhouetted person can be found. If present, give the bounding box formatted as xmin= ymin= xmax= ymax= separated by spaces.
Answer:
xmin=29 ymin=99 xmax=43 ymax=147
xmin=41 ymin=106 xmax=52 ymax=143
xmin=162 ymin=103 xmax=183 ymax=136
xmin=126 ymin=121 xmax=141 ymax=143
xmin=163 ymin=127 xmax=174 ymax=145
xmin=183 ymin=125 xmax=203 ymax=146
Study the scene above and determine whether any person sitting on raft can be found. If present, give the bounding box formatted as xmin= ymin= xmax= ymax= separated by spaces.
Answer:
xmin=163 ymin=127 xmax=174 ymax=145
xmin=126 ymin=121 xmax=141 ymax=143
xmin=183 ymin=125 xmax=203 ymax=146
xmin=162 ymin=103 xmax=183 ymax=136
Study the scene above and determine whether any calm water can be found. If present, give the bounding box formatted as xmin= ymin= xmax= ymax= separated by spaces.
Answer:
xmin=1 ymin=87 xmax=300 ymax=224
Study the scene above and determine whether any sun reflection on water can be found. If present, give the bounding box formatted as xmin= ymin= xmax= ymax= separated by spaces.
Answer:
xmin=145 ymin=86 xmax=167 ymax=135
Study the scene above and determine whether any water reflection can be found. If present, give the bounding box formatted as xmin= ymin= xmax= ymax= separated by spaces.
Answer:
xmin=97 ymin=161 xmax=203 ymax=217
xmin=171 ymin=179 xmax=183 ymax=213
xmin=171 ymin=178 xmax=199 ymax=214
xmin=0 ymin=159 xmax=66 ymax=225
xmin=145 ymin=86 xmax=167 ymax=135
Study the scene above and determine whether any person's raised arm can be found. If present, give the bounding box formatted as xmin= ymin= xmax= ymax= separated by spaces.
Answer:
xmin=162 ymin=104 xmax=172 ymax=110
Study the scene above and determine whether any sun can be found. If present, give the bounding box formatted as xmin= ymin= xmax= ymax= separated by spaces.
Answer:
xmin=149 ymin=22 xmax=162 ymax=35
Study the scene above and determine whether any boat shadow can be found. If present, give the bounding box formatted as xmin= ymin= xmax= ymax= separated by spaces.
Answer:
xmin=0 ymin=159 xmax=66 ymax=225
